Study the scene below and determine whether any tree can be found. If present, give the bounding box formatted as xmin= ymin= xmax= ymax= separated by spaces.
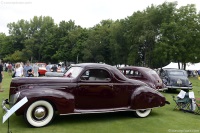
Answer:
xmin=0 ymin=33 xmax=13 ymax=60
xmin=156 ymin=3 xmax=200 ymax=69
xmin=52 ymin=20 xmax=80 ymax=63
xmin=82 ymin=20 xmax=114 ymax=64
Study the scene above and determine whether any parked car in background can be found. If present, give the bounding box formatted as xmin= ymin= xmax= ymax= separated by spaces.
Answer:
xmin=2 ymin=63 xmax=169 ymax=127
xmin=119 ymin=66 xmax=165 ymax=91
xmin=46 ymin=64 xmax=66 ymax=73
xmin=159 ymin=68 xmax=192 ymax=91
xmin=45 ymin=71 xmax=65 ymax=77
xmin=36 ymin=63 xmax=47 ymax=76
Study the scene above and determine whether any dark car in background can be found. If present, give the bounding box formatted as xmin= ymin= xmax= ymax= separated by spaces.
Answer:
xmin=159 ymin=68 xmax=192 ymax=91
xmin=119 ymin=66 xmax=165 ymax=91
xmin=2 ymin=63 xmax=168 ymax=127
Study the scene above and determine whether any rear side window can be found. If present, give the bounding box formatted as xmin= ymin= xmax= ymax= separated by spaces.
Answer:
xmin=123 ymin=69 xmax=142 ymax=77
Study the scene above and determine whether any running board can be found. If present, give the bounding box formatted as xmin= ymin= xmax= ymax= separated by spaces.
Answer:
xmin=60 ymin=107 xmax=132 ymax=115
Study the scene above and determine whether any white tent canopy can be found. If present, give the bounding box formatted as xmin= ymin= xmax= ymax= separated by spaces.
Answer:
xmin=163 ymin=62 xmax=180 ymax=69
xmin=186 ymin=63 xmax=200 ymax=70
xmin=162 ymin=62 xmax=200 ymax=70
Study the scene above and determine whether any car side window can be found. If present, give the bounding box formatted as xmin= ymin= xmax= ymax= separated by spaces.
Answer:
xmin=124 ymin=70 xmax=132 ymax=75
xmin=130 ymin=70 xmax=134 ymax=75
xmin=133 ymin=70 xmax=142 ymax=77
xmin=80 ymin=70 xmax=90 ymax=80
xmin=80 ymin=69 xmax=111 ymax=81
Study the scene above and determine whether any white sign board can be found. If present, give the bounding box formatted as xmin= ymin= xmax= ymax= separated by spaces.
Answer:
xmin=3 ymin=97 xmax=28 ymax=123
xmin=177 ymin=90 xmax=186 ymax=99
xmin=189 ymin=92 xmax=195 ymax=99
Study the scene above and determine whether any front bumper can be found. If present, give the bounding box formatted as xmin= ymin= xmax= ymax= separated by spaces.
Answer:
xmin=157 ymin=88 xmax=168 ymax=91
xmin=165 ymin=86 xmax=193 ymax=90
xmin=2 ymin=97 xmax=28 ymax=123
xmin=2 ymin=99 xmax=10 ymax=112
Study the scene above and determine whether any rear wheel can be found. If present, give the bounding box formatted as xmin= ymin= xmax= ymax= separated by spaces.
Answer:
xmin=24 ymin=100 xmax=54 ymax=127
xmin=134 ymin=109 xmax=151 ymax=118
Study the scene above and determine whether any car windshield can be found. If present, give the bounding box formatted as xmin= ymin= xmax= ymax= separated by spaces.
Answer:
xmin=64 ymin=66 xmax=83 ymax=78
xmin=168 ymin=71 xmax=185 ymax=76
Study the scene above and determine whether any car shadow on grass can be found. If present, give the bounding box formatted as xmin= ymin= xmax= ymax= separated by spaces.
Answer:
xmin=52 ymin=110 xmax=161 ymax=126
xmin=164 ymin=89 xmax=180 ymax=94
xmin=53 ymin=111 xmax=134 ymax=124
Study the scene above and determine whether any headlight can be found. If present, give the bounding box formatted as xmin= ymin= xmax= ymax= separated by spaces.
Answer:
xmin=163 ymin=79 xmax=168 ymax=85
xmin=9 ymin=92 xmax=20 ymax=107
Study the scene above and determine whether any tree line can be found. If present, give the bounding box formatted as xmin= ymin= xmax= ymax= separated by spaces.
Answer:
xmin=0 ymin=2 xmax=200 ymax=69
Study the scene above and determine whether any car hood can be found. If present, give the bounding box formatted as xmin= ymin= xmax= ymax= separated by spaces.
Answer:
xmin=10 ymin=77 xmax=74 ymax=95
xmin=11 ymin=77 xmax=73 ymax=86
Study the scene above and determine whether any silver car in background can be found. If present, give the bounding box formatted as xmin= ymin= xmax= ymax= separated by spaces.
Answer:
xmin=159 ymin=68 xmax=192 ymax=91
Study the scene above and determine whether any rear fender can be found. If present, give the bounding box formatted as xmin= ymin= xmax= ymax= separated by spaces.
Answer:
xmin=130 ymin=86 xmax=166 ymax=110
xmin=15 ymin=88 xmax=75 ymax=115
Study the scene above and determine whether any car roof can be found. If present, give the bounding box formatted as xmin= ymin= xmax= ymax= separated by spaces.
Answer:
xmin=162 ymin=68 xmax=186 ymax=71
xmin=71 ymin=63 xmax=116 ymax=71
xmin=119 ymin=66 xmax=153 ymax=71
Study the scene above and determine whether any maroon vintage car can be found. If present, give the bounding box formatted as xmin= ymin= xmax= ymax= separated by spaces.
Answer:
xmin=119 ymin=66 xmax=166 ymax=91
xmin=2 ymin=63 xmax=169 ymax=127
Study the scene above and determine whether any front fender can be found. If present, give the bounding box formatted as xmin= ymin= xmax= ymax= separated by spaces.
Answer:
xmin=15 ymin=88 xmax=75 ymax=115
xmin=130 ymin=86 xmax=166 ymax=110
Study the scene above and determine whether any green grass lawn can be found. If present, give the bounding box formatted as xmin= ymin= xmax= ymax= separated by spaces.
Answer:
xmin=1 ymin=73 xmax=200 ymax=133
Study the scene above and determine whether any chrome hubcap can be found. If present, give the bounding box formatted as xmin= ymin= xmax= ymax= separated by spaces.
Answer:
xmin=34 ymin=107 xmax=46 ymax=120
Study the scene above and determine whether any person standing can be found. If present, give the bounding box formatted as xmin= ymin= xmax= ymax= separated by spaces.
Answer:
xmin=46 ymin=63 xmax=51 ymax=72
xmin=14 ymin=63 xmax=23 ymax=77
xmin=33 ymin=63 xmax=39 ymax=77
xmin=0 ymin=60 xmax=4 ymax=92
xmin=23 ymin=61 xmax=33 ymax=77
xmin=51 ymin=64 xmax=58 ymax=72
xmin=7 ymin=63 xmax=12 ymax=76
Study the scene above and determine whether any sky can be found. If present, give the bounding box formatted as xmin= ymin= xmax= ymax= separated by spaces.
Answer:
xmin=0 ymin=0 xmax=200 ymax=35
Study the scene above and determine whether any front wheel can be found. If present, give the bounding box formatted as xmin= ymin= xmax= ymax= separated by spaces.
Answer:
xmin=134 ymin=109 xmax=151 ymax=118
xmin=24 ymin=100 xmax=54 ymax=127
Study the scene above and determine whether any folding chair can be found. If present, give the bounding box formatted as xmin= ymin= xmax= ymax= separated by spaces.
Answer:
xmin=193 ymin=91 xmax=200 ymax=114
xmin=188 ymin=91 xmax=196 ymax=112
xmin=194 ymin=98 xmax=200 ymax=114
xmin=172 ymin=90 xmax=191 ymax=111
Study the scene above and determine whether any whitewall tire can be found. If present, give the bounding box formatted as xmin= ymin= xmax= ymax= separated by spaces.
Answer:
xmin=25 ymin=100 xmax=54 ymax=127
xmin=134 ymin=109 xmax=151 ymax=118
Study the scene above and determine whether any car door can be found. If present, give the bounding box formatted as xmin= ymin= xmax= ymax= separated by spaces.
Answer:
xmin=75 ymin=68 xmax=117 ymax=109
